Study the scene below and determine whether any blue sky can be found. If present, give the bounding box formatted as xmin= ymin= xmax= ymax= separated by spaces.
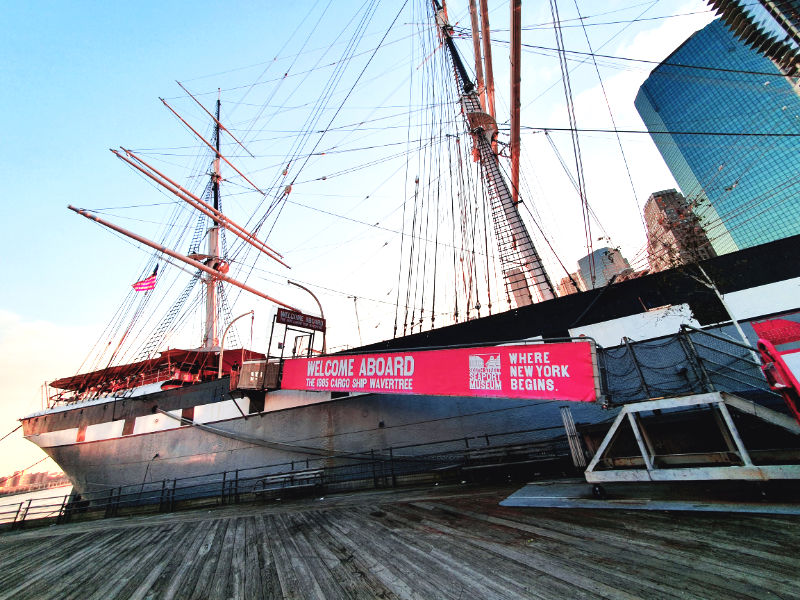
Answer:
xmin=2 ymin=2 xmax=317 ymax=323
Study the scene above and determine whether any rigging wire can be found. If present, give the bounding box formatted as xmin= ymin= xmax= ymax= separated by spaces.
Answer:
xmin=521 ymin=0 xmax=661 ymax=112
xmin=0 ymin=425 xmax=22 ymax=444
xmin=550 ymin=0 xmax=594 ymax=286
xmin=394 ymin=0 xmax=417 ymax=339
xmin=571 ymin=0 xmax=647 ymax=242
xmin=513 ymin=42 xmax=795 ymax=79
xmin=224 ymin=1 xmax=403 ymax=314
xmin=522 ymin=126 xmax=800 ymax=137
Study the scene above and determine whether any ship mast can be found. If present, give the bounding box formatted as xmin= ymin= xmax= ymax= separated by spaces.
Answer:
xmin=434 ymin=0 xmax=555 ymax=305
xmin=204 ymin=98 xmax=222 ymax=349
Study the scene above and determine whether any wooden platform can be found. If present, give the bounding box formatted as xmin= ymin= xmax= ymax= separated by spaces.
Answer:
xmin=0 ymin=483 xmax=798 ymax=599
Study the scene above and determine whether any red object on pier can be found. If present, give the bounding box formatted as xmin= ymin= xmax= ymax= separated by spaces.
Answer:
xmin=754 ymin=318 xmax=800 ymax=425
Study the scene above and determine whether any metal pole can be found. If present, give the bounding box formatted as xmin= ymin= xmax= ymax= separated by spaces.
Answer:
xmin=204 ymin=98 xmax=222 ymax=350
xmin=69 ymin=206 xmax=299 ymax=311
xmin=114 ymin=149 xmax=287 ymax=265
xmin=478 ymin=0 xmax=496 ymax=121
xmin=717 ymin=401 xmax=754 ymax=466
xmin=681 ymin=326 xmax=716 ymax=392
xmin=509 ymin=0 xmax=522 ymax=205
xmin=467 ymin=0 xmax=486 ymax=109
xmin=352 ymin=296 xmax=363 ymax=346
xmin=288 ymin=280 xmax=326 ymax=354
xmin=696 ymin=264 xmax=759 ymax=362
xmin=267 ymin=313 xmax=277 ymax=359
xmin=623 ymin=337 xmax=653 ymax=399
xmin=218 ymin=311 xmax=255 ymax=379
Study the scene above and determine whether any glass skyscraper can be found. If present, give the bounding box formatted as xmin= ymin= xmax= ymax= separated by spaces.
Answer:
xmin=708 ymin=0 xmax=800 ymax=76
xmin=635 ymin=19 xmax=800 ymax=254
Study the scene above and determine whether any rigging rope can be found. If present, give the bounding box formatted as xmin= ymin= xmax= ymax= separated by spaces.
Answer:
xmin=0 ymin=425 xmax=22 ymax=444
xmin=550 ymin=0 xmax=594 ymax=286
xmin=571 ymin=0 xmax=646 ymax=241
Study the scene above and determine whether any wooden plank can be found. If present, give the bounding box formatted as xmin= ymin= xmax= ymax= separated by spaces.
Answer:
xmin=382 ymin=502 xmax=637 ymax=600
xmin=451 ymin=502 xmax=728 ymax=597
xmin=185 ymin=518 xmax=232 ymax=600
xmin=406 ymin=508 xmax=690 ymax=600
xmin=270 ymin=512 xmax=328 ymax=599
xmin=502 ymin=507 xmax=799 ymax=596
xmin=116 ymin=523 xmax=199 ymax=600
xmin=425 ymin=499 xmax=799 ymax=599
xmin=229 ymin=518 xmax=247 ymax=600
xmin=0 ymin=531 xmax=97 ymax=589
xmin=160 ymin=520 xmax=227 ymax=600
xmin=67 ymin=524 xmax=178 ymax=600
xmin=291 ymin=510 xmax=400 ymax=600
xmin=0 ymin=529 xmax=130 ymax=600
xmin=315 ymin=507 xmax=460 ymax=599
xmin=384 ymin=504 xmax=598 ymax=600
xmin=280 ymin=511 xmax=351 ymax=600
xmin=91 ymin=525 xmax=190 ymax=600
xmin=313 ymin=510 xmax=427 ymax=600
xmin=2 ymin=483 xmax=800 ymax=600
xmin=349 ymin=504 xmax=525 ymax=600
xmin=111 ymin=524 xmax=200 ymax=600
xmin=206 ymin=517 xmax=238 ymax=599
xmin=242 ymin=516 xmax=265 ymax=600
xmin=254 ymin=513 xmax=283 ymax=600
xmin=265 ymin=512 xmax=305 ymax=599
xmin=170 ymin=520 xmax=223 ymax=600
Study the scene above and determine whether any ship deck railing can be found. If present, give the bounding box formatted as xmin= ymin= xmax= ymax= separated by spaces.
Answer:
xmin=0 ymin=422 xmax=574 ymax=531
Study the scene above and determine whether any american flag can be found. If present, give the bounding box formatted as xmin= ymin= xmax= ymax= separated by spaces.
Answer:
xmin=132 ymin=266 xmax=158 ymax=291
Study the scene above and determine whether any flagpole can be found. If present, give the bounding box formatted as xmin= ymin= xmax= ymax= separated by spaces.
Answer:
xmin=205 ymin=97 xmax=222 ymax=349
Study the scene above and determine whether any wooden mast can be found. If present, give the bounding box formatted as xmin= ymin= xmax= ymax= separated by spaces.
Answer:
xmin=467 ymin=0 xmax=486 ymax=110
xmin=510 ymin=0 xmax=522 ymax=205
xmin=433 ymin=0 xmax=555 ymax=304
xmin=478 ymin=0 xmax=496 ymax=123
xmin=111 ymin=148 xmax=289 ymax=267
xmin=204 ymin=97 xmax=222 ymax=349
xmin=68 ymin=206 xmax=299 ymax=311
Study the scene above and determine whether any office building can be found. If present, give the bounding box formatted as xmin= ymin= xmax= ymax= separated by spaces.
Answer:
xmin=557 ymin=274 xmax=580 ymax=296
xmin=709 ymin=0 xmax=800 ymax=75
xmin=644 ymin=189 xmax=717 ymax=272
xmin=577 ymin=247 xmax=631 ymax=290
xmin=635 ymin=19 xmax=800 ymax=255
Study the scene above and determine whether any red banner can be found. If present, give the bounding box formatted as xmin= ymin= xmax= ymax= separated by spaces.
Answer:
xmin=281 ymin=341 xmax=598 ymax=402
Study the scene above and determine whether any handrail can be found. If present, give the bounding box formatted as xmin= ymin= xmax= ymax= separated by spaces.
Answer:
xmin=0 ymin=422 xmax=572 ymax=529
xmin=680 ymin=324 xmax=757 ymax=355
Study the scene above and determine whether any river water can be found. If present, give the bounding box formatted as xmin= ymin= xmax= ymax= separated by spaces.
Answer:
xmin=0 ymin=485 xmax=73 ymax=525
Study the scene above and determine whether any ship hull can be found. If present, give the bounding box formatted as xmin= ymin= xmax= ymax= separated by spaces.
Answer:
xmin=35 ymin=390 xmax=610 ymax=495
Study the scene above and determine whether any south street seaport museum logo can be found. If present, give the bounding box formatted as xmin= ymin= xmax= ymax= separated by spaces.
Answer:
xmin=469 ymin=353 xmax=501 ymax=390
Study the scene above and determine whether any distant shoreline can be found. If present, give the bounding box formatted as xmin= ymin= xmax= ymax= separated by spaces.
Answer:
xmin=0 ymin=482 xmax=72 ymax=499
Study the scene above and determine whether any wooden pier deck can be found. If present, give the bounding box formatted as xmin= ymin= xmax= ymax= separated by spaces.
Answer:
xmin=0 ymin=483 xmax=798 ymax=599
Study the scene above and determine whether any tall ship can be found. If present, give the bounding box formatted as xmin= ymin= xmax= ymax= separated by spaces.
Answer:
xmin=19 ymin=1 xmax=800 ymax=496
